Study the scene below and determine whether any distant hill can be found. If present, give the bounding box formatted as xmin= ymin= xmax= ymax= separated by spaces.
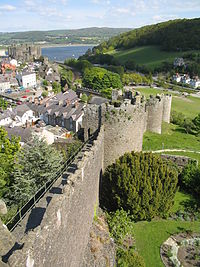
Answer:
xmin=94 ymin=18 xmax=200 ymax=53
xmin=0 ymin=27 xmax=131 ymax=46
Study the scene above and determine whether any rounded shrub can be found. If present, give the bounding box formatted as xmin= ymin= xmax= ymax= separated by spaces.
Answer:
xmin=101 ymin=152 xmax=178 ymax=221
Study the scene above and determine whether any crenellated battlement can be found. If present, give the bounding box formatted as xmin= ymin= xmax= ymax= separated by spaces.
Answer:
xmin=83 ymin=92 xmax=172 ymax=167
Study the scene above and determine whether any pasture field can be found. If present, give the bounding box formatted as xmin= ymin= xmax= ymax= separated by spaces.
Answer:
xmin=134 ymin=87 xmax=200 ymax=118
xmin=109 ymin=45 xmax=184 ymax=69
xmin=143 ymin=123 xmax=200 ymax=152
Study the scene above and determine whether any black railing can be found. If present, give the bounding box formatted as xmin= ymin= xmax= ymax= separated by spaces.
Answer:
xmin=6 ymin=130 xmax=99 ymax=232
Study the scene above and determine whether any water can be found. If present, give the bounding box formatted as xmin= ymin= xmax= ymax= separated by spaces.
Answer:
xmin=42 ymin=45 xmax=94 ymax=62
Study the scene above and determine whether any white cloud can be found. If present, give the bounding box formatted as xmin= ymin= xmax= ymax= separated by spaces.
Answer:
xmin=91 ymin=0 xmax=110 ymax=5
xmin=0 ymin=5 xmax=16 ymax=11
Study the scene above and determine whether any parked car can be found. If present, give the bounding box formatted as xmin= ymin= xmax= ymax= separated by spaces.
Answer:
xmin=22 ymin=95 xmax=28 ymax=98
xmin=5 ymin=89 xmax=12 ymax=94
xmin=17 ymin=101 xmax=22 ymax=105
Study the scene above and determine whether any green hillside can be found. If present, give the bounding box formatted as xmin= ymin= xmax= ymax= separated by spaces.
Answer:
xmin=95 ymin=18 xmax=200 ymax=53
xmin=0 ymin=27 xmax=131 ymax=45
xmin=109 ymin=45 xmax=185 ymax=69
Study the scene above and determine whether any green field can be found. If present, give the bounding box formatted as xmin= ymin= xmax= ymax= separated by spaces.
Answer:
xmin=134 ymin=87 xmax=200 ymax=118
xmin=133 ymin=189 xmax=200 ymax=267
xmin=109 ymin=45 xmax=184 ymax=69
xmin=134 ymin=219 xmax=200 ymax=267
xmin=143 ymin=123 xmax=200 ymax=152
xmin=170 ymin=191 xmax=196 ymax=214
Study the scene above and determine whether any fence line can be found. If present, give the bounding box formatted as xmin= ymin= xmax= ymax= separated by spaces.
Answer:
xmin=6 ymin=131 xmax=98 ymax=232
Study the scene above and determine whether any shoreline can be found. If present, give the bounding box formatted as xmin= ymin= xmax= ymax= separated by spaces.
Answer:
xmin=41 ymin=43 xmax=97 ymax=48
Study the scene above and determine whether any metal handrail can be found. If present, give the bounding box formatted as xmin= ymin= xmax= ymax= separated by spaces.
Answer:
xmin=6 ymin=131 xmax=98 ymax=232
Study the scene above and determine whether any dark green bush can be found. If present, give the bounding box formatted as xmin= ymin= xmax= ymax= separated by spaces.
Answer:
xmin=101 ymin=152 xmax=178 ymax=221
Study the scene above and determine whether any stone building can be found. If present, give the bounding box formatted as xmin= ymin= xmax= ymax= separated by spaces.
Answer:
xmin=8 ymin=44 xmax=41 ymax=62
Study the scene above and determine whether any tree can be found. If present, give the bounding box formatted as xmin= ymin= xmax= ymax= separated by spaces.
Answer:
xmin=42 ymin=90 xmax=48 ymax=98
xmin=182 ymin=118 xmax=195 ymax=134
xmin=0 ymin=127 xmax=20 ymax=199
xmin=10 ymin=137 xmax=62 ymax=205
xmin=101 ymin=152 xmax=178 ymax=221
xmin=193 ymin=113 xmax=200 ymax=134
xmin=80 ymin=93 xmax=88 ymax=103
xmin=52 ymin=81 xmax=61 ymax=94
xmin=179 ymin=163 xmax=200 ymax=196
xmin=43 ymin=80 xmax=48 ymax=86
xmin=60 ymin=69 xmax=74 ymax=89
xmin=83 ymin=67 xmax=122 ymax=93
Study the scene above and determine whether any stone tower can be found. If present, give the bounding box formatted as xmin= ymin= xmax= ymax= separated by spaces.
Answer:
xmin=162 ymin=94 xmax=172 ymax=123
xmin=146 ymin=95 xmax=164 ymax=134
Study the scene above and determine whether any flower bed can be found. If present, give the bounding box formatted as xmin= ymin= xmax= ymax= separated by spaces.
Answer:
xmin=161 ymin=233 xmax=200 ymax=267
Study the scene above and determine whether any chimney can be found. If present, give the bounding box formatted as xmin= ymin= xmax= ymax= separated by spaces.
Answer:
xmin=66 ymin=99 xmax=71 ymax=106
xmin=59 ymin=100 xmax=63 ymax=106
xmin=45 ymin=102 xmax=50 ymax=107
xmin=34 ymin=98 xmax=39 ymax=104
xmin=75 ymin=101 xmax=79 ymax=109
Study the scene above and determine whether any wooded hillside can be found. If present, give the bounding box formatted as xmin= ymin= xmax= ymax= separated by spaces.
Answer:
xmin=94 ymin=18 xmax=200 ymax=53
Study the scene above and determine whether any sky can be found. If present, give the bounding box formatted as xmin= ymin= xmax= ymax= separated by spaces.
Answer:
xmin=0 ymin=0 xmax=199 ymax=32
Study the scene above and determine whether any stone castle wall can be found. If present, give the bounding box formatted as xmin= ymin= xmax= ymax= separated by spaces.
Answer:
xmin=160 ymin=154 xmax=198 ymax=167
xmin=8 ymin=44 xmax=41 ymax=62
xmin=1 ymin=93 xmax=172 ymax=267
xmin=83 ymin=94 xmax=172 ymax=168
xmin=103 ymin=101 xmax=147 ymax=167
xmin=5 ymin=128 xmax=104 ymax=267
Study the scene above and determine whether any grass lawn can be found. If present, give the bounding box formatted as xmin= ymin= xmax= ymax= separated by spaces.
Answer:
xmin=143 ymin=123 xmax=200 ymax=152
xmin=134 ymin=219 xmax=200 ymax=267
xmin=134 ymin=87 xmax=200 ymax=118
xmin=170 ymin=191 xmax=196 ymax=214
xmin=172 ymin=95 xmax=200 ymax=118
xmin=134 ymin=189 xmax=200 ymax=267
xmin=109 ymin=45 xmax=184 ymax=70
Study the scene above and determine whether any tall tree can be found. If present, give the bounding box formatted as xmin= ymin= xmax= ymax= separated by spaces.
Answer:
xmin=10 ymin=137 xmax=62 ymax=205
xmin=0 ymin=127 xmax=20 ymax=199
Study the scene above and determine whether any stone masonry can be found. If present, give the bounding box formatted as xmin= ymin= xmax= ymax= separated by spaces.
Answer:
xmin=3 ymin=128 xmax=104 ymax=267
xmin=0 ymin=93 xmax=172 ymax=267
xmin=83 ymin=94 xmax=172 ymax=168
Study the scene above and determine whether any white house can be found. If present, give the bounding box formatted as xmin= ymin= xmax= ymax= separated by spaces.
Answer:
xmin=172 ymin=74 xmax=182 ymax=83
xmin=0 ymin=110 xmax=13 ymax=126
xmin=0 ymin=104 xmax=38 ymax=127
xmin=190 ymin=79 xmax=200 ymax=89
xmin=0 ymin=81 xmax=10 ymax=92
xmin=181 ymin=75 xmax=190 ymax=84
xmin=174 ymin=58 xmax=185 ymax=67
xmin=16 ymin=72 xmax=37 ymax=88
xmin=10 ymin=59 xmax=18 ymax=67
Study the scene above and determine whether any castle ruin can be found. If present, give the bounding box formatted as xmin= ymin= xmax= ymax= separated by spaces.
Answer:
xmin=0 ymin=93 xmax=172 ymax=266
xmin=8 ymin=44 xmax=41 ymax=62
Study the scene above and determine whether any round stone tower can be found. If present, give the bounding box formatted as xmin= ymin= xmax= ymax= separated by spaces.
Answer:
xmin=162 ymin=94 xmax=172 ymax=123
xmin=146 ymin=95 xmax=163 ymax=134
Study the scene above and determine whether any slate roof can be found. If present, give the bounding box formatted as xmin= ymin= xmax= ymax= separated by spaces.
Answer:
xmin=4 ymin=126 xmax=33 ymax=143
xmin=0 ymin=104 xmax=32 ymax=121
xmin=27 ymin=91 xmax=83 ymax=121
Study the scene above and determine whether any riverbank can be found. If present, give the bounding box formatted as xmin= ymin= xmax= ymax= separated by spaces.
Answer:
xmin=40 ymin=43 xmax=97 ymax=48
